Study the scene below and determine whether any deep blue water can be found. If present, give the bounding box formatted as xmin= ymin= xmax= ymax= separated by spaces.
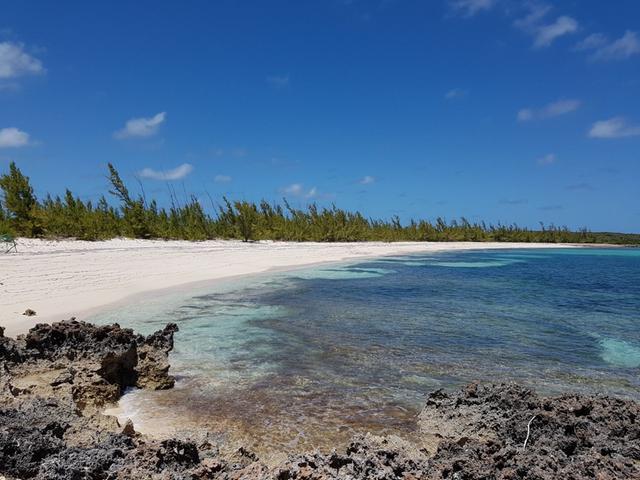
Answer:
xmin=93 ymin=248 xmax=640 ymax=453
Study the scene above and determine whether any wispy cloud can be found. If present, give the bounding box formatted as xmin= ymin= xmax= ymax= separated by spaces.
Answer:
xmin=267 ymin=74 xmax=290 ymax=88
xmin=514 ymin=4 xmax=578 ymax=48
xmin=576 ymin=31 xmax=640 ymax=62
xmin=444 ymin=88 xmax=468 ymax=100
xmin=499 ymin=198 xmax=528 ymax=205
xmin=514 ymin=3 xmax=551 ymax=30
xmin=214 ymin=174 xmax=232 ymax=183
xmin=534 ymin=16 xmax=578 ymax=48
xmin=537 ymin=153 xmax=557 ymax=166
xmin=114 ymin=112 xmax=166 ymax=139
xmin=0 ymin=127 xmax=30 ymax=148
xmin=359 ymin=175 xmax=376 ymax=185
xmin=0 ymin=42 xmax=44 ymax=79
xmin=539 ymin=204 xmax=563 ymax=211
xmin=280 ymin=183 xmax=318 ymax=199
xmin=449 ymin=0 xmax=496 ymax=17
xmin=566 ymin=182 xmax=594 ymax=191
xmin=574 ymin=33 xmax=608 ymax=51
xmin=139 ymin=163 xmax=193 ymax=181
xmin=588 ymin=117 xmax=640 ymax=139
xmin=517 ymin=99 xmax=581 ymax=122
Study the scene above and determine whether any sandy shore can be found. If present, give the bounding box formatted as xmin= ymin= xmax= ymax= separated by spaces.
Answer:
xmin=0 ymin=238 xmax=578 ymax=336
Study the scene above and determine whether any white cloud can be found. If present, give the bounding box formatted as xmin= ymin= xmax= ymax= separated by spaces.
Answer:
xmin=359 ymin=175 xmax=375 ymax=185
xmin=139 ymin=163 xmax=193 ymax=181
xmin=574 ymin=33 xmax=608 ymax=51
xmin=587 ymin=31 xmax=640 ymax=62
xmin=533 ymin=16 xmax=578 ymax=48
xmin=114 ymin=112 xmax=166 ymax=139
xmin=514 ymin=5 xmax=578 ymax=48
xmin=588 ymin=117 xmax=640 ymax=139
xmin=514 ymin=3 xmax=551 ymax=31
xmin=267 ymin=74 xmax=290 ymax=88
xmin=449 ymin=0 xmax=495 ymax=17
xmin=517 ymin=109 xmax=534 ymax=122
xmin=281 ymin=183 xmax=317 ymax=199
xmin=0 ymin=42 xmax=44 ymax=79
xmin=282 ymin=183 xmax=303 ymax=196
xmin=0 ymin=127 xmax=30 ymax=148
xmin=537 ymin=153 xmax=557 ymax=166
xmin=517 ymin=99 xmax=581 ymax=122
xmin=214 ymin=174 xmax=232 ymax=183
xmin=445 ymin=88 xmax=468 ymax=100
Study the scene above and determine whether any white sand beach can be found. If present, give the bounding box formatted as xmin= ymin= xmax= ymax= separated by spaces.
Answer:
xmin=0 ymin=238 xmax=576 ymax=337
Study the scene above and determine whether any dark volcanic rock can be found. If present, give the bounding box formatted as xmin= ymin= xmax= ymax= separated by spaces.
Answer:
xmin=136 ymin=323 xmax=179 ymax=390
xmin=420 ymin=382 xmax=640 ymax=480
xmin=0 ymin=398 xmax=69 ymax=478
xmin=4 ymin=319 xmax=179 ymax=398
xmin=0 ymin=319 xmax=181 ymax=479
xmin=270 ymin=434 xmax=431 ymax=480
xmin=0 ymin=325 xmax=24 ymax=364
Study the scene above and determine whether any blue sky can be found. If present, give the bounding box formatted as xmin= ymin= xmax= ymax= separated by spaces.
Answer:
xmin=1 ymin=0 xmax=639 ymax=232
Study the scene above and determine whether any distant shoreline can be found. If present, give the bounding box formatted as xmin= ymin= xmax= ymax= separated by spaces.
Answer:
xmin=0 ymin=238 xmax=590 ymax=337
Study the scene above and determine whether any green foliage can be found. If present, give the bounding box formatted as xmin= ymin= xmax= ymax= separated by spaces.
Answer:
xmin=234 ymin=200 xmax=258 ymax=242
xmin=0 ymin=162 xmax=638 ymax=245
xmin=0 ymin=162 xmax=39 ymax=236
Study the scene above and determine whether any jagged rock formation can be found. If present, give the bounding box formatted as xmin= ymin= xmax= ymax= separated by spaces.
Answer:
xmin=0 ymin=320 xmax=179 ymax=479
xmin=1 ymin=320 xmax=638 ymax=479
xmin=419 ymin=383 xmax=640 ymax=479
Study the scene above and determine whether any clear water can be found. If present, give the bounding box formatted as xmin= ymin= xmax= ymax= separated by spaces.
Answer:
xmin=91 ymin=248 xmax=640 ymax=454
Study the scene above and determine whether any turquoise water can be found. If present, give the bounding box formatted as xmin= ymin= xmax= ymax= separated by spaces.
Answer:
xmin=92 ymin=248 xmax=640 ymax=453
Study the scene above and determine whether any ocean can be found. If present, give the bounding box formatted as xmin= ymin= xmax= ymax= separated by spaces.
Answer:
xmin=92 ymin=247 xmax=640 ymax=454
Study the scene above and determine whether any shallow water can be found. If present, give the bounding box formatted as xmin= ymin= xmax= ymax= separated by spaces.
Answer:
xmin=91 ymin=248 xmax=640 ymax=454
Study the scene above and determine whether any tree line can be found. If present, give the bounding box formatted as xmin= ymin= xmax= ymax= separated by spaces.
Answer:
xmin=0 ymin=162 xmax=638 ymax=245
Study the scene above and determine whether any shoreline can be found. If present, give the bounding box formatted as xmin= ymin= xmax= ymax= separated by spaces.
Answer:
xmin=0 ymin=239 xmax=595 ymax=337
xmin=0 ymin=238 xmax=588 ymax=336
xmin=1 ymin=318 xmax=638 ymax=479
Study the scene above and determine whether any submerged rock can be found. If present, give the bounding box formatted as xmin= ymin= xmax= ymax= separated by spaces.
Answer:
xmin=1 ymin=320 xmax=639 ymax=479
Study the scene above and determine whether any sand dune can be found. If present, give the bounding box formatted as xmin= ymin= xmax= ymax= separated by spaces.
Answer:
xmin=0 ymin=238 xmax=574 ymax=336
